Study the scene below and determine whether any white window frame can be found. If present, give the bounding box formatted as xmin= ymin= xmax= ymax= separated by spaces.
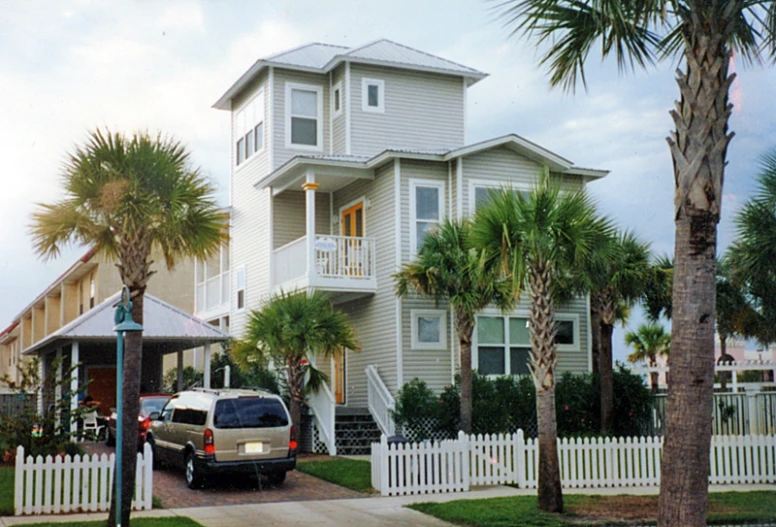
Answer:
xmin=235 ymin=266 xmax=246 ymax=312
xmin=411 ymin=309 xmax=447 ymax=350
xmin=409 ymin=179 xmax=445 ymax=258
xmin=361 ymin=78 xmax=385 ymax=113
xmin=468 ymin=179 xmax=532 ymax=215
xmin=332 ymin=81 xmax=343 ymax=118
xmin=285 ymin=82 xmax=323 ymax=151
xmin=235 ymin=88 xmax=265 ymax=167
xmin=472 ymin=310 xmax=580 ymax=376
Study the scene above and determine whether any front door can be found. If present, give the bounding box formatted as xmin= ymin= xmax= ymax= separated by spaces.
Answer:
xmin=340 ymin=202 xmax=364 ymax=277
xmin=86 ymin=366 xmax=116 ymax=416
xmin=333 ymin=350 xmax=346 ymax=405
xmin=341 ymin=202 xmax=364 ymax=238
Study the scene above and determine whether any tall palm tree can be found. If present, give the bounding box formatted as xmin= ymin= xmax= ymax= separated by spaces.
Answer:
xmin=394 ymin=219 xmax=515 ymax=434
xmin=625 ymin=323 xmax=671 ymax=393
xmin=643 ymin=255 xmax=674 ymax=322
xmin=492 ymin=3 xmax=776 ymax=524
xmin=235 ymin=290 xmax=358 ymax=431
xmin=587 ymin=231 xmax=652 ymax=433
xmin=30 ymin=129 xmax=227 ymax=527
xmin=471 ymin=177 xmax=613 ymax=512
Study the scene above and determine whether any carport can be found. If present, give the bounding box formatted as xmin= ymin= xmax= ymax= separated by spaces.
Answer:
xmin=21 ymin=291 xmax=230 ymax=432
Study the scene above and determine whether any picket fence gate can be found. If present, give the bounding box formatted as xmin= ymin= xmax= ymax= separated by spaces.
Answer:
xmin=371 ymin=431 xmax=776 ymax=496
xmin=14 ymin=443 xmax=153 ymax=515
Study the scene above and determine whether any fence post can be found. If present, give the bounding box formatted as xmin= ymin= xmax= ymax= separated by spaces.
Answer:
xmin=747 ymin=393 xmax=760 ymax=435
xmin=380 ymin=435 xmax=389 ymax=496
xmin=14 ymin=445 xmax=23 ymax=516
xmin=458 ymin=430 xmax=470 ymax=491
xmin=515 ymin=430 xmax=525 ymax=488
xmin=143 ymin=442 xmax=153 ymax=510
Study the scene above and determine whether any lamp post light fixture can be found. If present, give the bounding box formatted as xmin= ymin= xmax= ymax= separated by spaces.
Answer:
xmin=113 ymin=286 xmax=143 ymax=527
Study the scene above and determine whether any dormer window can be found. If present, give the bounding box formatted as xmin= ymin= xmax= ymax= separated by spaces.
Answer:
xmin=362 ymin=78 xmax=384 ymax=113
xmin=235 ymin=89 xmax=265 ymax=166
xmin=286 ymin=83 xmax=323 ymax=150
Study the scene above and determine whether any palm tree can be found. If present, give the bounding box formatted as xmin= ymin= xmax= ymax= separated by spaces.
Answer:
xmin=471 ymin=177 xmax=613 ymax=512
xmin=235 ymin=290 xmax=358 ymax=431
xmin=587 ymin=231 xmax=651 ymax=433
xmin=625 ymin=323 xmax=671 ymax=393
xmin=394 ymin=219 xmax=515 ymax=434
xmin=492 ymin=4 xmax=776 ymax=523
xmin=643 ymin=255 xmax=674 ymax=322
xmin=30 ymin=129 xmax=227 ymax=527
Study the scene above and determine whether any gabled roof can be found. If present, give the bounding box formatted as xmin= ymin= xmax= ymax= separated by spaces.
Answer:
xmin=213 ymin=39 xmax=487 ymax=110
xmin=22 ymin=291 xmax=230 ymax=356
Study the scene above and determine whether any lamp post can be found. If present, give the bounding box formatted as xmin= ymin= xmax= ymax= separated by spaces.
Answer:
xmin=113 ymin=286 xmax=143 ymax=527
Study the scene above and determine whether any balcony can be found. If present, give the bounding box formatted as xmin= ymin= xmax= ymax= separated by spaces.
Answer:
xmin=195 ymin=271 xmax=230 ymax=320
xmin=273 ymin=235 xmax=376 ymax=299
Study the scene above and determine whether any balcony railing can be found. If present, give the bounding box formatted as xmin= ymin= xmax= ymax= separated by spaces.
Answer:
xmin=273 ymin=235 xmax=376 ymax=293
xmin=195 ymin=271 xmax=230 ymax=315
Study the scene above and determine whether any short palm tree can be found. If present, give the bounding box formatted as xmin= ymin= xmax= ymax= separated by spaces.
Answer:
xmin=587 ymin=231 xmax=651 ymax=432
xmin=493 ymin=2 xmax=776 ymax=524
xmin=30 ymin=129 xmax=227 ymax=527
xmin=394 ymin=219 xmax=515 ymax=434
xmin=625 ymin=323 xmax=671 ymax=393
xmin=235 ymin=290 xmax=358 ymax=431
xmin=471 ymin=177 xmax=612 ymax=512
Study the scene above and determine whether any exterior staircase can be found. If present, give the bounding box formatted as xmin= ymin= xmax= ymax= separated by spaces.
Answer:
xmin=334 ymin=407 xmax=381 ymax=455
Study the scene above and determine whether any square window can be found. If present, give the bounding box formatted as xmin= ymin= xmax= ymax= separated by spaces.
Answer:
xmin=478 ymin=347 xmax=505 ymax=375
xmin=509 ymin=317 xmax=530 ymax=346
xmin=417 ymin=316 xmax=440 ymax=343
xmin=291 ymin=117 xmax=317 ymax=146
xmin=555 ymin=320 xmax=575 ymax=345
xmin=411 ymin=310 xmax=446 ymax=350
xmin=477 ymin=317 xmax=504 ymax=344
xmin=292 ymin=89 xmax=317 ymax=117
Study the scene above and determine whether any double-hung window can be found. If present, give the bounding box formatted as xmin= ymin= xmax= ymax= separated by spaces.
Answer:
xmin=286 ymin=83 xmax=323 ymax=150
xmin=410 ymin=179 xmax=445 ymax=256
xmin=235 ymin=89 xmax=265 ymax=166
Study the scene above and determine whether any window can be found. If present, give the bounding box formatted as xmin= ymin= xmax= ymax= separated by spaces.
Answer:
xmin=214 ymin=398 xmax=289 ymax=429
xmin=410 ymin=179 xmax=445 ymax=256
xmin=411 ymin=310 xmax=447 ymax=350
xmin=235 ymin=89 xmax=265 ymax=166
xmin=236 ymin=266 xmax=246 ymax=311
xmin=474 ymin=314 xmax=579 ymax=376
xmin=89 ymin=273 xmax=95 ymax=308
xmin=332 ymin=81 xmax=343 ymax=117
xmin=362 ymin=78 xmax=384 ymax=113
xmin=286 ymin=83 xmax=323 ymax=150
xmin=469 ymin=180 xmax=531 ymax=215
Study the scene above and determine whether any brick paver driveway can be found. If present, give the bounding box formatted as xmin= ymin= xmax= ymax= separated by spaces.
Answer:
xmin=83 ymin=442 xmax=362 ymax=509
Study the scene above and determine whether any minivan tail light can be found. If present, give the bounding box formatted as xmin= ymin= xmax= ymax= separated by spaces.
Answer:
xmin=141 ymin=417 xmax=151 ymax=431
xmin=288 ymin=426 xmax=298 ymax=452
xmin=204 ymin=428 xmax=215 ymax=455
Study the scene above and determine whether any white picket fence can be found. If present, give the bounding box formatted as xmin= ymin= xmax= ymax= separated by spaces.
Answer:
xmin=371 ymin=431 xmax=776 ymax=496
xmin=14 ymin=443 xmax=153 ymax=515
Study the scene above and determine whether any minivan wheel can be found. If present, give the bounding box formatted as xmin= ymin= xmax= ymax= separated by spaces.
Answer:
xmin=185 ymin=452 xmax=203 ymax=489
xmin=266 ymin=471 xmax=286 ymax=485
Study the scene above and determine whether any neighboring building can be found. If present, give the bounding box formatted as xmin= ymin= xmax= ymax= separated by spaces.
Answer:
xmin=212 ymin=39 xmax=608 ymax=452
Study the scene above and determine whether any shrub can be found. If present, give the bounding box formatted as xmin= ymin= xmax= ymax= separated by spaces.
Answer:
xmin=390 ymin=378 xmax=440 ymax=441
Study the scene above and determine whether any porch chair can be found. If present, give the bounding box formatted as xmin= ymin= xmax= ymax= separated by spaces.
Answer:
xmin=81 ymin=408 xmax=105 ymax=442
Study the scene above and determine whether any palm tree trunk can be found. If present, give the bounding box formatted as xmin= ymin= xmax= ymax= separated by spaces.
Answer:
xmin=599 ymin=322 xmax=614 ymax=433
xmin=529 ymin=263 xmax=562 ymax=513
xmin=108 ymin=292 xmax=144 ymax=527
xmin=589 ymin=300 xmax=601 ymax=375
xmin=658 ymin=9 xmax=733 ymax=523
xmin=650 ymin=371 xmax=660 ymax=394
xmin=456 ymin=312 xmax=475 ymax=435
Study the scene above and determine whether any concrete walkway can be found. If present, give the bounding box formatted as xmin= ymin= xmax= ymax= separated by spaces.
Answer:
xmin=1 ymin=484 xmax=772 ymax=527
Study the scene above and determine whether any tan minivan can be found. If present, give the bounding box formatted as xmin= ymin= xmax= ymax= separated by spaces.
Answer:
xmin=146 ymin=388 xmax=297 ymax=489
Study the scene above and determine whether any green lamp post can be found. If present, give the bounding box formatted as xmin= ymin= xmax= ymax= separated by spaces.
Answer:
xmin=113 ymin=286 xmax=143 ymax=527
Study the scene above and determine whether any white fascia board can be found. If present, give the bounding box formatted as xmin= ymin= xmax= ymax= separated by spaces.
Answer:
xmin=444 ymin=134 xmax=573 ymax=170
xmin=366 ymin=150 xmax=445 ymax=168
xmin=322 ymin=56 xmax=488 ymax=85
xmin=255 ymin=157 xmax=369 ymax=190
xmin=563 ymin=167 xmax=610 ymax=179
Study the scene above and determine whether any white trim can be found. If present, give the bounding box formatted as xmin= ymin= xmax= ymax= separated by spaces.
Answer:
xmin=235 ymin=265 xmax=247 ymax=313
xmin=345 ymin=62 xmax=351 ymax=156
xmin=328 ymin=71 xmax=333 ymax=155
xmin=468 ymin=178 xmax=532 ymax=216
xmin=268 ymin=193 xmax=274 ymax=289
xmin=268 ymin=67 xmax=274 ymax=168
xmin=332 ymin=80 xmax=343 ymax=119
xmin=409 ymin=178 xmax=445 ymax=258
xmin=410 ymin=309 xmax=448 ymax=350
xmin=338 ymin=196 xmax=367 ymax=235
xmin=285 ymin=82 xmax=324 ymax=151
xmin=394 ymin=159 xmax=403 ymax=387
xmin=462 ymin=77 xmax=467 ymax=145
xmin=456 ymin=158 xmax=463 ymax=221
xmin=361 ymin=78 xmax=385 ymax=113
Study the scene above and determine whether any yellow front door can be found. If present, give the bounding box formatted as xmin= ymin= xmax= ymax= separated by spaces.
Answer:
xmin=340 ymin=202 xmax=364 ymax=277
xmin=333 ymin=350 xmax=345 ymax=405
xmin=341 ymin=202 xmax=364 ymax=237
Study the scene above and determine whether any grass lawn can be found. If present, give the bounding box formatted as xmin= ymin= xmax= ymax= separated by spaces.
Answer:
xmin=296 ymin=457 xmax=373 ymax=493
xmin=409 ymin=491 xmax=776 ymax=526
xmin=0 ymin=466 xmax=14 ymax=515
xmin=15 ymin=519 xmax=203 ymax=527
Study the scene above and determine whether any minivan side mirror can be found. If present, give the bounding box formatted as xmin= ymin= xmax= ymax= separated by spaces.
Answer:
xmin=149 ymin=411 xmax=161 ymax=421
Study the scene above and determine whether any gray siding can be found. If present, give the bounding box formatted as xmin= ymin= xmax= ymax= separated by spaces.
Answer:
xmin=331 ymin=64 xmax=347 ymax=155
xmin=272 ymin=190 xmax=331 ymax=249
xmin=272 ymin=69 xmax=330 ymax=170
xmin=350 ymin=65 xmax=464 ymax=157
xmin=333 ymin=163 xmax=398 ymax=407
xmin=401 ymin=298 xmax=454 ymax=394
xmin=400 ymin=159 xmax=449 ymax=264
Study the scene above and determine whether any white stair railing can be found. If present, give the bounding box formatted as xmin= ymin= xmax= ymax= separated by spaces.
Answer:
xmin=366 ymin=365 xmax=395 ymax=436
xmin=305 ymin=354 xmax=336 ymax=456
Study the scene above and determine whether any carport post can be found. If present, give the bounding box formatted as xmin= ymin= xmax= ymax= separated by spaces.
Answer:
xmin=177 ymin=350 xmax=183 ymax=391
xmin=70 ymin=341 xmax=79 ymax=436
xmin=203 ymin=343 xmax=211 ymax=389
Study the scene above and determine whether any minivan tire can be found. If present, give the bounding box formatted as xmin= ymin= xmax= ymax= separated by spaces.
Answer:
xmin=185 ymin=452 xmax=203 ymax=489
xmin=266 ymin=471 xmax=286 ymax=485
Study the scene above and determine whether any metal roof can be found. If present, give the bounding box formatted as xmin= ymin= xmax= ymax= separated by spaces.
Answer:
xmin=22 ymin=291 xmax=229 ymax=356
xmin=267 ymin=42 xmax=349 ymax=69
xmin=340 ymin=39 xmax=483 ymax=76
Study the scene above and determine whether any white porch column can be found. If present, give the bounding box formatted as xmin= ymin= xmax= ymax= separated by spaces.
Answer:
xmin=177 ymin=350 xmax=184 ymax=391
xmin=70 ymin=341 xmax=79 ymax=435
xmin=303 ymin=170 xmax=319 ymax=284
xmin=203 ymin=343 xmax=211 ymax=389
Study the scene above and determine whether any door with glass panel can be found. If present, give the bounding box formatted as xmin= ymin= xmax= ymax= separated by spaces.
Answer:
xmin=340 ymin=202 xmax=364 ymax=276
xmin=333 ymin=349 xmax=346 ymax=405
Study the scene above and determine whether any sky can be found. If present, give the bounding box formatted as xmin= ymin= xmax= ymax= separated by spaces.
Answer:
xmin=1 ymin=0 xmax=775 ymax=363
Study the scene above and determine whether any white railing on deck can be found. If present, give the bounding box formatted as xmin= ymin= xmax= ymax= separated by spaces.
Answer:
xmin=14 ymin=443 xmax=153 ymax=515
xmin=307 ymin=381 xmax=337 ymax=456
xmin=195 ymin=271 xmax=231 ymax=313
xmin=273 ymin=236 xmax=307 ymax=286
xmin=315 ymin=235 xmax=375 ymax=280
xmin=366 ymin=365 xmax=395 ymax=436
xmin=371 ymin=431 xmax=776 ymax=496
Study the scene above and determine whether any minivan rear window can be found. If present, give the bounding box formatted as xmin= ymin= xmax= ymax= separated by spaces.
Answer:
xmin=213 ymin=397 xmax=289 ymax=429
